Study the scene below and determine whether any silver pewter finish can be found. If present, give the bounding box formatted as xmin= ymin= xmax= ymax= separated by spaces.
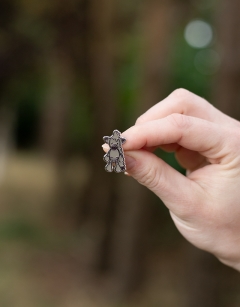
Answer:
xmin=103 ymin=130 xmax=126 ymax=173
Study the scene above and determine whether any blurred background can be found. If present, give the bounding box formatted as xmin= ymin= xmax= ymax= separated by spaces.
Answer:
xmin=1 ymin=0 xmax=240 ymax=306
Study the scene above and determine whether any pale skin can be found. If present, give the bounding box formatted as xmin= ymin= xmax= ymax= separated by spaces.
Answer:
xmin=102 ymin=89 xmax=240 ymax=271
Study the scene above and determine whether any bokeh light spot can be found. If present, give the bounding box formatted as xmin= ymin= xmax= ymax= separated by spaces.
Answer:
xmin=184 ymin=20 xmax=213 ymax=48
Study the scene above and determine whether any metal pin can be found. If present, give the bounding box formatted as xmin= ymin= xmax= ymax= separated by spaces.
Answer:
xmin=103 ymin=130 xmax=126 ymax=173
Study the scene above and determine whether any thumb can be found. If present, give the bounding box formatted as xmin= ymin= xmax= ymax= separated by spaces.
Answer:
xmin=125 ymin=150 xmax=201 ymax=218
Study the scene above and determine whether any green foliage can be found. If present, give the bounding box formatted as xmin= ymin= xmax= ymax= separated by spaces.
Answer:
xmin=69 ymin=102 xmax=93 ymax=151
xmin=2 ymin=0 xmax=215 ymax=160
xmin=158 ymin=149 xmax=185 ymax=174
xmin=169 ymin=27 xmax=213 ymax=100
xmin=12 ymin=73 xmax=44 ymax=149
xmin=117 ymin=32 xmax=142 ymax=128
xmin=68 ymin=81 xmax=93 ymax=151
xmin=0 ymin=218 xmax=44 ymax=243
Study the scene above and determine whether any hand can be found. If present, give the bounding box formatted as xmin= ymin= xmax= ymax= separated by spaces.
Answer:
xmin=121 ymin=89 xmax=240 ymax=271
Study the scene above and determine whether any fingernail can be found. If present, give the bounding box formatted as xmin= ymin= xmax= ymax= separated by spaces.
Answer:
xmin=124 ymin=172 xmax=131 ymax=176
xmin=125 ymin=155 xmax=136 ymax=170
xmin=102 ymin=144 xmax=109 ymax=152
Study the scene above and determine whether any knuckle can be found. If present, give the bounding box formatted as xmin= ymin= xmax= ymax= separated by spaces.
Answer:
xmin=139 ymin=165 xmax=162 ymax=191
xmin=135 ymin=115 xmax=146 ymax=125
xmin=226 ymin=128 xmax=240 ymax=154
xmin=171 ymin=88 xmax=191 ymax=101
xmin=167 ymin=113 xmax=191 ymax=129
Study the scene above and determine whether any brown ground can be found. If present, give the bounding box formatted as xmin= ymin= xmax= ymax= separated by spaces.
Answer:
xmin=0 ymin=153 xmax=237 ymax=307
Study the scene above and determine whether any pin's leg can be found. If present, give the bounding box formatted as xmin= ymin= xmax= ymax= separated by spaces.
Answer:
xmin=105 ymin=162 xmax=113 ymax=172
xmin=103 ymin=154 xmax=110 ymax=162
xmin=118 ymin=155 xmax=124 ymax=167
xmin=114 ymin=162 xmax=122 ymax=173
xmin=118 ymin=155 xmax=126 ymax=172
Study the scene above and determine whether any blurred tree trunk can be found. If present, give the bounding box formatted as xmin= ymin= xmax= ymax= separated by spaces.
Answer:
xmin=41 ymin=50 xmax=73 ymax=162
xmin=111 ymin=0 xmax=182 ymax=297
xmin=183 ymin=1 xmax=240 ymax=306
xmin=191 ymin=2 xmax=240 ymax=305
xmin=79 ymin=0 xmax=118 ymax=271
xmin=139 ymin=0 xmax=180 ymax=107
xmin=213 ymin=0 xmax=240 ymax=119
xmin=0 ymin=106 xmax=15 ymax=184
xmin=111 ymin=178 xmax=151 ymax=296
xmin=185 ymin=245 xmax=221 ymax=307
xmin=0 ymin=1 xmax=32 ymax=186
xmin=40 ymin=49 xmax=74 ymax=218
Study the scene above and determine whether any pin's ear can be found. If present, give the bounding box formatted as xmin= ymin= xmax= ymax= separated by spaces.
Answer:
xmin=121 ymin=137 xmax=126 ymax=144
xmin=103 ymin=136 xmax=110 ymax=144
xmin=112 ymin=130 xmax=121 ymax=139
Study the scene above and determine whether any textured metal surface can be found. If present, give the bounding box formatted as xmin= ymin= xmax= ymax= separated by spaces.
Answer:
xmin=103 ymin=130 xmax=126 ymax=173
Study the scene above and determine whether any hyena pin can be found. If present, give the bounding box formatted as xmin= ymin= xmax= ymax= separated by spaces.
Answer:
xmin=103 ymin=130 xmax=126 ymax=173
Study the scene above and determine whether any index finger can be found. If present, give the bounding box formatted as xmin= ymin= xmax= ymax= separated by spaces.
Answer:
xmin=123 ymin=113 xmax=232 ymax=163
xmin=136 ymin=89 xmax=238 ymax=127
